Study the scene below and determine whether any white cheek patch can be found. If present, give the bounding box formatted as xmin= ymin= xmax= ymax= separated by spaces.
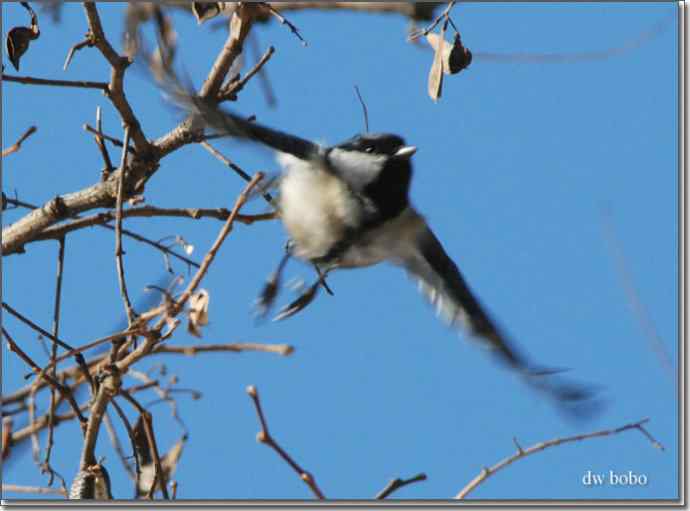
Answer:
xmin=326 ymin=148 xmax=387 ymax=190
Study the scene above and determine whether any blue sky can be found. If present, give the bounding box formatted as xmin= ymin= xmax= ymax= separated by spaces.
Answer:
xmin=2 ymin=2 xmax=679 ymax=502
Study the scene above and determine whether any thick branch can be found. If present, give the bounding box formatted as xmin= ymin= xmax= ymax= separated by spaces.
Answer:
xmin=79 ymin=367 xmax=121 ymax=469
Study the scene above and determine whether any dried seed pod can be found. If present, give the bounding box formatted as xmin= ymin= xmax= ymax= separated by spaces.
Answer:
xmin=69 ymin=463 xmax=113 ymax=500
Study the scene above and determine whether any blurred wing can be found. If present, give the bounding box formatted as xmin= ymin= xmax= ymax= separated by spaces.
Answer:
xmin=402 ymin=224 xmax=529 ymax=370
xmin=400 ymin=224 xmax=602 ymax=418
xmin=157 ymin=67 xmax=319 ymax=160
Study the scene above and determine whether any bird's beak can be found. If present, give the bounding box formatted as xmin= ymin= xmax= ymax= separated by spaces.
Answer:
xmin=394 ymin=145 xmax=417 ymax=159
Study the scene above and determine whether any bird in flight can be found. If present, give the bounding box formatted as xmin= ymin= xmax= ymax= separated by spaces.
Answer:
xmin=162 ymin=79 xmax=601 ymax=420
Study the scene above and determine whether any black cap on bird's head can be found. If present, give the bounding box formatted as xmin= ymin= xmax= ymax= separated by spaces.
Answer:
xmin=336 ymin=133 xmax=417 ymax=160
xmin=327 ymin=133 xmax=417 ymax=222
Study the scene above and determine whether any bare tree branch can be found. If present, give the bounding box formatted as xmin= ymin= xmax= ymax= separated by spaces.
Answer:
xmin=2 ymin=125 xmax=37 ymax=157
xmin=246 ymin=385 xmax=325 ymax=499
xmin=82 ymin=2 xmax=151 ymax=153
xmin=219 ymin=44 xmax=275 ymax=101
xmin=375 ymin=473 xmax=427 ymax=499
xmin=2 ymin=484 xmax=67 ymax=497
xmin=153 ymin=342 xmax=294 ymax=357
xmin=114 ymin=125 xmax=136 ymax=325
xmin=43 ymin=237 xmax=67 ymax=484
xmin=455 ymin=418 xmax=664 ymax=499
xmin=2 ymin=73 xmax=108 ymax=90
xmin=1 ymin=328 xmax=87 ymax=427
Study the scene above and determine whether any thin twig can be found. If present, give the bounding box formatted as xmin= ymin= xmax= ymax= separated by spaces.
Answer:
xmin=103 ymin=410 xmax=136 ymax=480
xmin=43 ymin=237 xmax=66 ymax=483
xmin=200 ymin=141 xmax=274 ymax=204
xmin=455 ymin=418 xmax=664 ymax=499
xmin=83 ymin=123 xmax=137 ymax=155
xmin=129 ymin=369 xmax=189 ymax=435
xmin=3 ymin=198 xmax=201 ymax=270
xmin=163 ymin=173 xmax=265 ymax=320
xmin=260 ymin=3 xmax=307 ymax=46
xmin=153 ymin=342 xmax=294 ymax=357
xmin=219 ymin=45 xmax=275 ymax=101
xmin=2 ymin=73 xmax=109 ymax=90
xmin=37 ymin=207 xmax=276 ymax=241
xmin=4 ymin=355 xmax=107 ymax=407
xmin=93 ymin=107 xmax=115 ymax=180
xmin=246 ymin=385 xmax=325 ymax=499
xmin=11 ymin=403 xmax=90 ymax=446
xmin=63 ymin=36 xmax=94 ymax=70
xmin=2 ymin=302 xmax=77 ymax=353
xmin=408 ymin=0 xmax=456 ymax=41
xmin=115 ymin=125 xmax=136 ymax=325
xmin=353 ymin=86 xmax=369 ymax=133
xmin=1 ymin=328 xmax=87 ymax=427
xmin=110 ymin=398 xmax=142 ymax=490
xmin=376 ymin=473 xmax=427 ymax=499
xmin=2 ymin=125 xmax=37 ymax=157
xmin=33 ymin=329 xmax=141 ymax=379
xmin=9 ymin=379 xmax=156 ymax=448
xmin=248 ymin=33 xmax=276 ymax=107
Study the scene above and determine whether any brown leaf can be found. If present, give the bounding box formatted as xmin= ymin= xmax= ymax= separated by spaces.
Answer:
xmin=447 ymin=33 xmax=472 ymax=74
xmin=6 ymin=2 xmax=40 ymax=71
xmin=426 ymin=32 xmax=472 ymax=76
xmin=7 ymin=27 xmax=33 ymax=71
xmin=193 ymin=2 xmax=236 ymax=25
xmin=187 ymin=289 xmax=209 ymax=338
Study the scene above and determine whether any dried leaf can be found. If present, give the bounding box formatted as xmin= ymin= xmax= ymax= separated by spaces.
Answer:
xmin=6 ymin=2 xmax=40 ymax=71
xmin=187 ymin=289 xmax=209 ymax=337
xmin=446 ymin=33 xmax=472 ymax=74
xmin=192 ymin=2 xmax=236 ymax=24
xmin=7 ymin=27 xmax=33 ymax=71
xmin=427 ymin=22 xmax=447 ymax=102
xmin=426 ymin=32 xmax=472 ymax=76
xmin=133 ymin=415 xmax=153 ymax=466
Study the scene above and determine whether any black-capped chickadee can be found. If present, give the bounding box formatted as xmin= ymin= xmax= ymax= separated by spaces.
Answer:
xmin=168 ymin=87 xmax=601 ymax=419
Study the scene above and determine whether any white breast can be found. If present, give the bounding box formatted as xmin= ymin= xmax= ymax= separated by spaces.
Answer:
xmin=277 ymin=153 xmax=362 ymax=261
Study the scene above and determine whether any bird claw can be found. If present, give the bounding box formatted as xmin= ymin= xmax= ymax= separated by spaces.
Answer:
xmin=254 ymin=277 xmax=280 ymax=320
xmin=272 ymin=280 xmax=321 ymax=322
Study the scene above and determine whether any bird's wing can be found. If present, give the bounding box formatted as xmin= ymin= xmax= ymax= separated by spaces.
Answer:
xmin=398 ymin=223 xmax=601 ymax=418
xmin=160 ymin=70 xmax=320 ymax=160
